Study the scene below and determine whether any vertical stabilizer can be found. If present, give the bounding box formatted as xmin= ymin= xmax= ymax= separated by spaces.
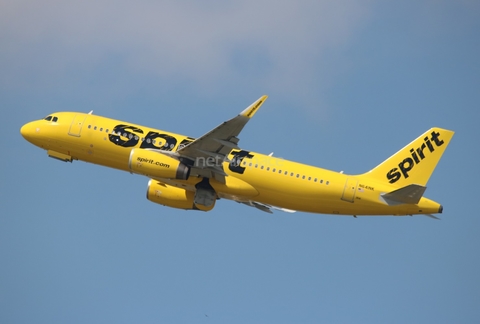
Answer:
xmin=362 ymin=128 xmax=454 ymax=187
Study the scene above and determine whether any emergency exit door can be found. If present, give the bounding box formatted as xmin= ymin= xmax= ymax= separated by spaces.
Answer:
xmin=341 ymin=178 xmax=358 ymax=203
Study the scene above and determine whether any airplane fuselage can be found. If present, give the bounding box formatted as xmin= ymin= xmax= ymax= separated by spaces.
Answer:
xmin=21 ymin=111 xmax=446 ymax=216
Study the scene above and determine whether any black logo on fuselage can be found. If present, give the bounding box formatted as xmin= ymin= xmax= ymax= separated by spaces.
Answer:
xmin=229 ymin=150 xmax=254 ymax=174
xmin=386 ymin=131 xmax=444 ymax=184
xmin=108 ymin=124 xmax=193 ymax=151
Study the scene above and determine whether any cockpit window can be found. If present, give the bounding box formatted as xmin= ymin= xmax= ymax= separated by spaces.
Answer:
xmin=44 ymin=115 xmax=59 ymax=122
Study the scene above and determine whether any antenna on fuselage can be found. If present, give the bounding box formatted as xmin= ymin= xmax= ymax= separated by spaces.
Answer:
xmin=88 ymin=110 xmax=93 ymax=115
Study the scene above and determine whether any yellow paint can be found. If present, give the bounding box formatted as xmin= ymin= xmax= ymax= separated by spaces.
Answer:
xmin=20 ymin=106 xmax=454 ymax=217
xmin=239 ymin=95 xmax=267 ymax=118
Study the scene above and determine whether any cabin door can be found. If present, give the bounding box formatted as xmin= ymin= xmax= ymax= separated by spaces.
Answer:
xmin=341 ymin=178 xmax=358 ymax=203
xmin=68 ymin=114 xmax=87 ymax=137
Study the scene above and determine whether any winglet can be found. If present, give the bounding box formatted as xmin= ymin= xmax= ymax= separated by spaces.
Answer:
xmin=240 ymin=95 xmax=268 ymax=119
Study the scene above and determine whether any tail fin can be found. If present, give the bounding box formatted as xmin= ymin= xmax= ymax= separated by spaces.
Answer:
xmin=362 ymin=128 xmax=454 ymax=187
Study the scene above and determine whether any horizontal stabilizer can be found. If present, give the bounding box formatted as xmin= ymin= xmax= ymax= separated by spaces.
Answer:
xmin=381 ymin=184 xmax=426 ymax=205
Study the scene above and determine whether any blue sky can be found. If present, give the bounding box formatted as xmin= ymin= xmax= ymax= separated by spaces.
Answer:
xmin=1 ymin=0 xmax=479 ymax=323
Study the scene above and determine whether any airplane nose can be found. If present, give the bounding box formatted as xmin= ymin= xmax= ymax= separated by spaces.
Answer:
xmin=20 ymin=123 xmax=29 ymax=139
xmin=20 ymin=122 xmax=37 ymax=141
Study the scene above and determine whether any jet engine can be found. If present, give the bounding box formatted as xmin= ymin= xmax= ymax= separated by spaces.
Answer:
xmin=129 ymin=149 xmax=189 ymax=180
xmin=146 ymin=180 xmax=215 ymax=211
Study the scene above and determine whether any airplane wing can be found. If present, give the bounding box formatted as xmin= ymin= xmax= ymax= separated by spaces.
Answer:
xmin=240 ymin=200 xmax=297 ymax=214
xmin=176 ymin=95 xmax=268 ymax=182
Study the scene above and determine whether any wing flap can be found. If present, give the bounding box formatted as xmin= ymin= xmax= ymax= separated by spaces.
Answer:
xmin=239 ymin=200 xmax=297 ymax=214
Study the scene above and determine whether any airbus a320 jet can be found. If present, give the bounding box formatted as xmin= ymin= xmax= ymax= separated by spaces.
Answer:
xmin=20 ymin=96 xmax=454 ymax=217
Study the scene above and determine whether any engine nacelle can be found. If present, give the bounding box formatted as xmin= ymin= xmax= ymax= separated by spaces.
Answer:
xmin=146 ymin=180 xmax=215 ymax=211
xmin=129 ymin=149 xmax=189 ymax=180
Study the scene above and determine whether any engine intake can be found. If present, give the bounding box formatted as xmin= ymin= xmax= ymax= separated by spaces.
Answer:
xmin=129 ymin=149 xmax=189 ymax=180
xmin=146 ymin=180 xmax=215 ymax=211
xmin=147 ymin=180 xmax=195 ymax=209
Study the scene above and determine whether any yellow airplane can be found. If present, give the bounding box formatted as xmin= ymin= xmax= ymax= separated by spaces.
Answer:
xmin=20 ymin=95 xmax=454 ymax=217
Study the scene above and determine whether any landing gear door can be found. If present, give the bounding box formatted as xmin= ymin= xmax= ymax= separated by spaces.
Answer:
xmin=68 ymin=114 xmax=87 ymax=137
xmin=341 ymin=178 xmax=358 ymax=203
